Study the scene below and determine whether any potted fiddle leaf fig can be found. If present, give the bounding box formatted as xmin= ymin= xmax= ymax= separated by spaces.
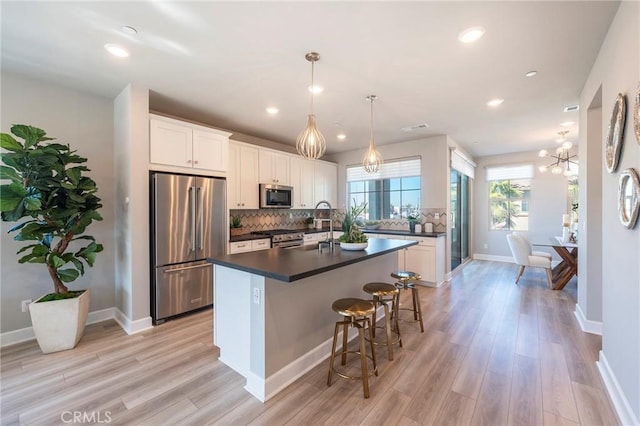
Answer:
xmin=0 ymin=125 xmax=103 ymax=353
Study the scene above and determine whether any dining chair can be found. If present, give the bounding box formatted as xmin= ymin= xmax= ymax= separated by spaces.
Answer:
xmin=506 ymin=234 xmax=553 ymax=287
xmin=512 ymin=231 xmax=552 ymax=260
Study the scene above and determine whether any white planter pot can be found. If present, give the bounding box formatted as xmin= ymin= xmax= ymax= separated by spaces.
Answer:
xmin=339 ymin=242 xmax=368 ymax=251
xmin=29 ymin=289 xmax=90 ymax=354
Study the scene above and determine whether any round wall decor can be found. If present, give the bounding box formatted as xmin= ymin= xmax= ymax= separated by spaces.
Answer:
xmin=605 ymin=93 xmax=626 ymax=173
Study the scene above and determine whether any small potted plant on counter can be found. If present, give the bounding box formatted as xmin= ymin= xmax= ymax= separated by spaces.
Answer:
xmin=0 ymin=125 xmax=104 ymax=353
xmin=407 ymin=214 xmax=420 ymax=233
xmin=338 ymin=202 xmax=368 ymax=250
xmin=230 ymin=215 xmax=243 ymax=236
xmin=305 ymin=216 xmax=315 ymax=229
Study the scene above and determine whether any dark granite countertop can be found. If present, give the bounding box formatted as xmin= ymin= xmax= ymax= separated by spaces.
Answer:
xmin=362 ymin=229 xmax=446 ymax=238
xmin=210 ymin=238 xmax=417 ymax=282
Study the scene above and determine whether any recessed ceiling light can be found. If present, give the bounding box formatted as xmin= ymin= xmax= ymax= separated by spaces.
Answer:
xmin=525 ymin=70 xmax=537 ymax=77
xmin=121 ymin=26 xmax=137 ymax=35
xmin=486 ymin=98 xmax=504 ymax=107
xmin=265 ymin=106 xmax=279 ymax=115
xmin=337 ymin=133 xmax=347 ymax=140
xmin=458 ymin=26 xmax=486 ymax=43
xmin=308 ymin=85 xmax=324 ymax=94
xmin=104 ymin=43 xmax=129 ymax=58
xmin=560 ymin=121 xmax=575 ymax=127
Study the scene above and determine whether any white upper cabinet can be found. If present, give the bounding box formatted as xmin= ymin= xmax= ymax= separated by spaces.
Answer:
xmin=228 ymin=142 xmax=259 ymax=209
xmin=290 ymin=156 xmax=315 ymax=209
xmin=259 ymin=149 xmax=290 ymax=185
xmin=314 ymin=161 xmax=337 ymax=207
xmin=149 ymin=114 xmax=231 ymax=174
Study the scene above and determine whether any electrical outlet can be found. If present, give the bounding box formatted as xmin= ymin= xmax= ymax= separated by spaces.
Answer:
xmin=253 ymin=288 xmax=260 ymax=304
xmin=434 ymin=213 xmax=440 ymax=219
xmin=21 ymin=299 xmax=32 ymax=313
xmin=483 ymin=243 xmax=488 ymax=249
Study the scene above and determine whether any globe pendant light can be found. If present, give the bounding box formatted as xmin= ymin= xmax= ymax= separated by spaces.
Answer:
xmin=296 ymin=52 xmax=326 ymax=160
xmin=362 ymin=95 xmax=384 ymax=173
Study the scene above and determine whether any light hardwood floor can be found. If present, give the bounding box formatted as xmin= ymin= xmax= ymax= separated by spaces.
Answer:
xmin=1 ymin=260 xmax=619 ymax=425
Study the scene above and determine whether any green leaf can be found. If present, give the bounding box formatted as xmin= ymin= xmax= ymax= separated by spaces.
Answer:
xmin=49 ymin=253 xmax=66 ymax=269
xmin=72 ymin=235 xmax=95 ymax=242
xmin=66 ymin=168 xmax=81 ymax=186
xmin=0 ymin=183 xmax=26 ymax=212
xmin=66 ymin=191 xmax=85 ymax=204
xmin=18 ymin=253 xmax=46 ymax=264
xmin=0 ymin=133 xmax=23 ymax=152
xmin=11 ymin=125 xmax=52 ymax=148
xmin=57 ymin=268 xmax=79 ymax=283
xmin=8 ymin=220 xmax=31 ymax=233
xmin=0 ymin=165 xmax=21 ymax=183
xmin=70 ymin=257 xmax=85 ymax=276
xmin=23 ymin=194 xmax=42 ymax=210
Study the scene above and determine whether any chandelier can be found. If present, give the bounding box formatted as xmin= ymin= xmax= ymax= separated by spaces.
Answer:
xmin=362 ymin=95 xmax=384 ymax=173
xmin=538 ymin=132 xmax=578 ymax=177
xmin=296 ymin=52 xmax=326 ymax=160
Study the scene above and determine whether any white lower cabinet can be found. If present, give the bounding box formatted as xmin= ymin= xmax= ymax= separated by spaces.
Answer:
xmin=303 ymin=232 xmax=329 ymax=245
xmin=401 ymin=236 xmax=445 ymax=287
xmin=229 ymin=238 xmax=271 ymax=254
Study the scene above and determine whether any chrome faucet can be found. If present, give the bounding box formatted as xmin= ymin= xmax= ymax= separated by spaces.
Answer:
xmin=313 ymin=200 xmax=334 ymax=252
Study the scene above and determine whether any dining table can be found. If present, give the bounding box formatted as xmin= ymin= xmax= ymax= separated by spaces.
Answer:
xmin=532 ymin=237 xmax=578 ymax=290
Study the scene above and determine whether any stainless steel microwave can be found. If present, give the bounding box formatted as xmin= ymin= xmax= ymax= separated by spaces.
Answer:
xmin=259 ymin=184 xmax=293 ymax=209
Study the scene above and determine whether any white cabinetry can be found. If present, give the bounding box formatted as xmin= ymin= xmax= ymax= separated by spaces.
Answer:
xmin=401 ymin=236 xmax=445 ymax=287
xmin=228 ymin=142 xmax=259 ymax=209
xmin=149 ymin=114 xmax=230 ymax=174
xmin=314 ymin=161 xmax=337 ymax=207
xmin=229 ymin=238 xmax=271 ymax=254
xmin=259 ymin=149 xmax=290 ymax=185
xmin=303 ymin=232 xmax=329 ymax=245
xmin=290 ymin=157 xmax=315 ymax=208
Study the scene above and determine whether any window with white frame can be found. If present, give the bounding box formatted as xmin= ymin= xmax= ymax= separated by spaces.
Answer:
xmin=487 ymin=164 xmax=533 ymax=231
xmin=346 ymin=158 xmax=421 ymax=220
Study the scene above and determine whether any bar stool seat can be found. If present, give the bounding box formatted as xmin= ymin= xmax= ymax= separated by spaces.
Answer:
xmin=362 ymin=282 xmax=402 ymax=360
xmin=327 ymin=298 xmax=378 ymax=398
xmin=390 ymin=271 xmax=424 ymax=333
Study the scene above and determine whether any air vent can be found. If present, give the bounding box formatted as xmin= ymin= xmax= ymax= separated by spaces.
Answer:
xmin=564 ymin=105 xmax=579 ymax=112
xmin=401 ymin=123 xmax=430 ymax=132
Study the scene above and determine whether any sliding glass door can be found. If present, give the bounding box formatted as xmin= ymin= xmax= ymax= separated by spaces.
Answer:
xmin=451 ymin=169 xmax=470 ymax=270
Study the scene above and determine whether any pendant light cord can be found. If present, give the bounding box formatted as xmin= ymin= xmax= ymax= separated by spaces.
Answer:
xmin=310 ymin=61 xmax=315 ymax=114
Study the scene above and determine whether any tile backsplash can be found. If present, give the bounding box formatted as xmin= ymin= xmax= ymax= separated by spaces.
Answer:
xmin=230 ymin=207 xmax=447 ymax=234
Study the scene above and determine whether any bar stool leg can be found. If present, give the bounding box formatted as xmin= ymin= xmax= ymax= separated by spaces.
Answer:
xmin=341 ymin=321 xmax=348 ymax=365
xmin=411 ymin=285 xmax=418 ymax=321
xmin=371 ymin=296 xmax=378 ymax=338
xmin=381 ymin=301 xmax=393 ymax=360
xmin=411 ymin=287 xmax=424 ymax=333
xmin=366 ymin=317 xmax=378 ymax=376
xmin=327 ymin=322 xmax=340 ymax=386
xmin=358 ymin=323 xmax=370 ymax=398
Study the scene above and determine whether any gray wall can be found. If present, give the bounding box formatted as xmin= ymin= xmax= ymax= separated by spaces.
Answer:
xmin=472 ymin=150 xmax=571 ymax=260
xmin=579 ymin=1 xmax=640 ymax=421
xmin=0 ymin=71 xmax=115 ymax=332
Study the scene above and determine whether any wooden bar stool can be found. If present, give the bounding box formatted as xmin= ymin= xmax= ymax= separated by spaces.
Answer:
xmin=327 ymin=298 xmax=378 ymax=398
xmin=390 ymin=271 xmax=424 ymax=333
xmin=362 ymin=282 xmax=402 ymax=360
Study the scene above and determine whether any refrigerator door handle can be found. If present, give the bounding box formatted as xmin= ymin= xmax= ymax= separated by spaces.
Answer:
xmin=189 ymin=186 xmax=196 ymax=251
xmin=197 ymin=186 xmax=204 ymax=250
xmin=163 ymin=263 xmax=212 ymax=273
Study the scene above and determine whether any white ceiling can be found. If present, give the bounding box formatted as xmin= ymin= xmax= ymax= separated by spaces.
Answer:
xmin=1 ymin=1 xmax=619 ymax=158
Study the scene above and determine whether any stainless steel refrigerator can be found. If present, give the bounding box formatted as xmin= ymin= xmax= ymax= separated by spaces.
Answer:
xmin=151 ymin=172 xmax=226 ymax=323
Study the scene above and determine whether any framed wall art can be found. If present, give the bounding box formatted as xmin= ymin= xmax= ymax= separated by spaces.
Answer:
xmin=605 ymin=93 xmax=626 ymax=173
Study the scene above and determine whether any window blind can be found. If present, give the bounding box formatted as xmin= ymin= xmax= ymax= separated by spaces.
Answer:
xmin=451 ymin=150 xmax=476 ymax=179
xmin=486 ymin=164 xmax=534 ymax=181
xmin=346 ymin=157 xmax=421 ymax=181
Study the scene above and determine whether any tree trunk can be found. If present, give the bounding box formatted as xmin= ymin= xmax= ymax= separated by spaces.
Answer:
xmin=46 ymin=262 xmax=69 ymax=293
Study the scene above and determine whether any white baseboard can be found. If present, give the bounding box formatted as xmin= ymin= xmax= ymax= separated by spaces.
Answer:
xmin=473 ymin=253 xmax=514 ymax=263
xmin=574 ymin=304 xmax=603 ymax=335
xmin=597 ymin=350 xmax=639 ymax=426
xmin=114 ymin=309 xmax=153 ymax=335
xmin=234 ymin=305 xmax=385 ymax=403
xmin=1 ymin=307 xmax=154 ymax=347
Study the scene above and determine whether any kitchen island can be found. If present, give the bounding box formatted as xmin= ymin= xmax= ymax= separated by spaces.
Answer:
xmin=208 ymin=238 xmax=416 ymax=401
